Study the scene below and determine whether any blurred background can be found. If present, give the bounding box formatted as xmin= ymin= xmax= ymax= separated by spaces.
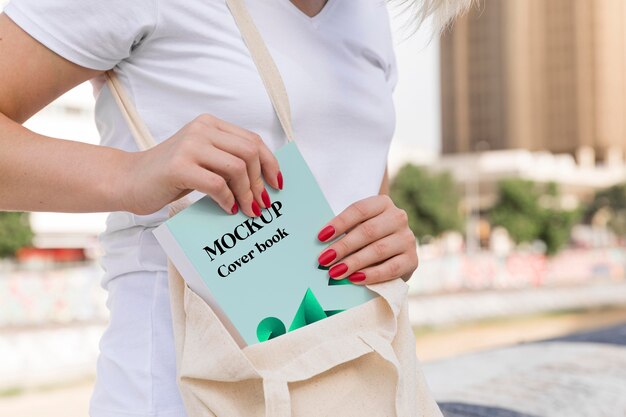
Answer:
xmin=2 ymin=0 xmax=626 ymax=416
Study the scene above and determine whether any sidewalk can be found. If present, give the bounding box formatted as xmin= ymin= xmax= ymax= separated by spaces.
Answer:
xmin=3 ymin=280 xmax=625 ymax=392
xmin=424 ymin=323 xmax=626 ymax=417
xmin=2 ymin=307 xmax=625 ymax=416
xmin=409 ymin=280 xmax=626 ymax=327
xmin=0 ymin=382 xmax=92 ymax=417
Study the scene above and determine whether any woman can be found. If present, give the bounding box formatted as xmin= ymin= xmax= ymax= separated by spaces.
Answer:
xmin=0 ymin=0 xmax=470 ymax=415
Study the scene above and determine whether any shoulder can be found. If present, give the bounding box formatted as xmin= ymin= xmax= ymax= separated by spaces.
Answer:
xmin=4 ymin=0 xmax=158 ymax=70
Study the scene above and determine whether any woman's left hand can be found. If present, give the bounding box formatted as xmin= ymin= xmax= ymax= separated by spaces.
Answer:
xmin=316 ymin=195 xmax=418 ymax=284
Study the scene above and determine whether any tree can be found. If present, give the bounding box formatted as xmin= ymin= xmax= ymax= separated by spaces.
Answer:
xmin=390 ymin=164 xmax=463 ymax=239
xmin=489 ymin=179 xmax=579 ymax=255
xmin=490 ymin=179 xmax=543 ymax=244
xmin=584 ymin=183 xmax=626 ymax=236
xmin=539 ymin=208 xmax=580 ymax=255
xmin=0 ymin=212 xmax=33 ymax=258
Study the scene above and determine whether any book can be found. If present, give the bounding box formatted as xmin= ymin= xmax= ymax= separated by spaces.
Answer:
xmin=153 ymin=141 xmax=377 ymax=347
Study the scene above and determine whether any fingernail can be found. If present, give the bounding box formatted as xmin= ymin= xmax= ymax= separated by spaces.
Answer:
xmin=261 ymin=188 xmax=271 ymax=208
xmin=251 ymin=200 xmax=261 ymax=217
xmin=348 ymin=272 xmax=366 ymax=283
xmin=329 ymin=263 xmax=348 ymax=278
xmin=277 ymin=171 xmax=284 ymax=190
xmin=317 ymin=225 xmax=335 ymax=242
xmin=231 ymin=202 xmax=239 ymax=215
xmin=317 ymin=249 xmax=336 ymax=266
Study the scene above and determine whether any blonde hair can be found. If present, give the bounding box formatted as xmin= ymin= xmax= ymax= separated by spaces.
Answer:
xmin=394 ymin=0 xmax=474 ymax=32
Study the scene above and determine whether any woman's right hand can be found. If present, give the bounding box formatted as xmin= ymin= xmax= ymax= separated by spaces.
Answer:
xmin=120 ymin=114 xmax=283 ymax=218
xmin=0 ymin=13 xmax=280 ymax=216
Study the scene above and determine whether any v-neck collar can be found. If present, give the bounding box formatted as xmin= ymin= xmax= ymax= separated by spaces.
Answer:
xmin=280 ymin=0 xmax=339 ymax=28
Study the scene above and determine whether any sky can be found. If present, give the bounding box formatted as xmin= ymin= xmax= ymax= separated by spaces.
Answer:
xmin=385 ymin=11 xmax=442 ymax=175
xmin=389 ymin=12 xmax=441 ymax=153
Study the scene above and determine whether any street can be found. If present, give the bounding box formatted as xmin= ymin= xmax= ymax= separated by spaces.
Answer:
xmin=2 ymin=309 xmax=625 ymax=417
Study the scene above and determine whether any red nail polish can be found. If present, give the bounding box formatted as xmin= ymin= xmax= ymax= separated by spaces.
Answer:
xmin=251 ymin=200 xmax=261 ymax=216
xmin=277 ymin=171 xmax=284 ymax=190
xmin=348 ymin=272 xmax=366 ymax=283
xmin=261 ymin=189 xmax=271 ymax=208
xmin=231 ymin=202 xmax=238 ymax=214
xmin=318 ymin=225 xmax=335 ymax=242
xmin=317 ymin=249 xmax=336 ymax=266
xmin=329 ymin=263 xmax=348 ymax=278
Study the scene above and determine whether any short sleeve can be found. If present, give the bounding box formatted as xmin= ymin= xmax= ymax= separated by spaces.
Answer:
xmin=385 ymin=46 xmax=399 ymax=93
xmin=3 ymin=0 xmax=158 ymax=70
xmin=380 ymin=3 xmax=399 ymax=93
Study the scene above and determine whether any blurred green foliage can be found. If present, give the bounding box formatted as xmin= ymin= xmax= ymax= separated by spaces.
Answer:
xmin=490 ymin=179 xmax=542 ymax=243
xmin=390 ymin=164 xmax=463 ymax=239
xmin=584 ymin=183 xmax=626 ymax=236
xmin=489 ymin=179 xmax=580 ymax=255
xmin=0 ymin=212 xmax=33 ymax=258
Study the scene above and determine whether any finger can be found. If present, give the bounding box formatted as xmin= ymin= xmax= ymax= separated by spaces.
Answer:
xmin=206 ymin=116 xmax=282 ymax=191
xmin=325 ymin=232 xmax=407 ymax=281
xmin=350 ymin=253 xmax=414 ymax=285
xmin=180 ymin=166 xmax=237 ymax=214
xmin=255 ymin=137 xmax=283 ymax=192
xmin=206 ymin=129 xmax=268 ymax=209
xmin=317 ymin=195 xmax=391 ymax=242
xmin=317 ymin=214 xmax=399 ymax=267
xmin=194 ymin=144 xmax=258 ymax=217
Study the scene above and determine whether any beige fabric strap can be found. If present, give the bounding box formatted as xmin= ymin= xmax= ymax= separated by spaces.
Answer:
xmin=104 ymin=71 xmax=158 ymax=150
xmin=225 ymin=0 xmax=295 ymax=142
xmin=105 ymin=0 xmax=294 ymax=152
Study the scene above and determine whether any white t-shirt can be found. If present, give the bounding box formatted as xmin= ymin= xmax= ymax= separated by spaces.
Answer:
xmin=5 ymin=0 xmax=398 ymax=415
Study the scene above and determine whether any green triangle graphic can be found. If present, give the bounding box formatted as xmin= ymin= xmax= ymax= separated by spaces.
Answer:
xmin=288 ymin=288 xmax=328 ymax=332
xmin=328 ymin=277 xmax=354 ymax=286
xmin=324 ymin=309 xmax=344 ymax=317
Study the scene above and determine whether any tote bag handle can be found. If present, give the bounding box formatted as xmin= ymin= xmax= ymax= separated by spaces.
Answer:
xmin=105 ymin=0 xmax=295 ymax=151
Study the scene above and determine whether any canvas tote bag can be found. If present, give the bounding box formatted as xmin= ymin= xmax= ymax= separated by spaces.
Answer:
xmin=104 ymin=0 xmax=443 ymax=416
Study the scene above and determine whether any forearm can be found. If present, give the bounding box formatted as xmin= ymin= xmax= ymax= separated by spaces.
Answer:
xmin=0 ymin=112 xmax=132 ymax=213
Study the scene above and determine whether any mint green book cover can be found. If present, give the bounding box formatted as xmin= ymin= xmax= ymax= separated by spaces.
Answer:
xmin=153 ymin=141 xmax=377 ymax=346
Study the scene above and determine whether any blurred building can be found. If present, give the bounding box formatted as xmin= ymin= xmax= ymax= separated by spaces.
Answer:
xmin=433 ymin=148 xmax=626 ymax=210
xmin=441 ymin=0 xmax=626 ymax=166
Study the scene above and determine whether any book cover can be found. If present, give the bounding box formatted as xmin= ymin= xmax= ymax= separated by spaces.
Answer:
xmin=153 ymin=141 xmax=377 ymax=346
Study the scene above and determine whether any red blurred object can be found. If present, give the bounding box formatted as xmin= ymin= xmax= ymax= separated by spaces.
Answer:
xmin=16 ymin=247 xmax=86 ymax=262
